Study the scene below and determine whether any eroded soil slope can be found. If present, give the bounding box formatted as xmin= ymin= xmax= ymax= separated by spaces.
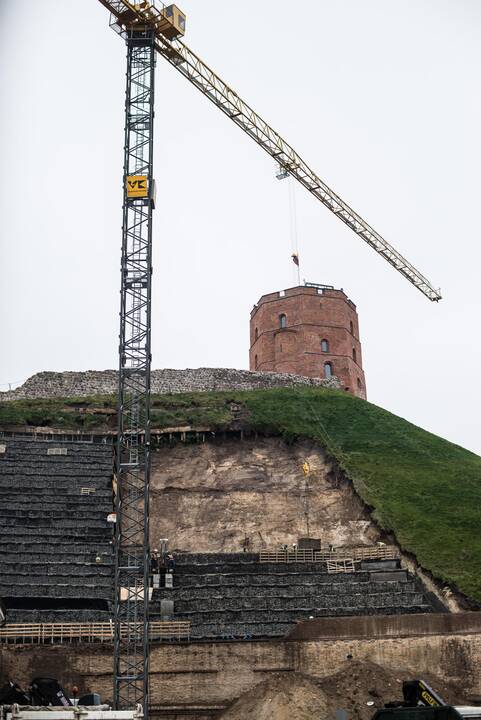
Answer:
xmin=150 ymin=438 xmax=379 ymax=552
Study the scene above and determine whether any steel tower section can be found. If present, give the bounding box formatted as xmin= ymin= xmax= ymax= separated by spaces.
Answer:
xmin=114 ymin=27 xmax=156 ymax=716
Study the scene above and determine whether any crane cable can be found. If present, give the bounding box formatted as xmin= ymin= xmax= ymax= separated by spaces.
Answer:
xmin=278 ymin=164 xmax=302 ymax=285
xmin=288 ymin=177 xmax=301 ymax=286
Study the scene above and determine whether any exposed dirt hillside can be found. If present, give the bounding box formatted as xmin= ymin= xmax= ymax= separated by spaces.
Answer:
xmin=150 ymin=437 xmax=378 ymax=552
xmin=1 ymin=386 xmax=481 ymax=600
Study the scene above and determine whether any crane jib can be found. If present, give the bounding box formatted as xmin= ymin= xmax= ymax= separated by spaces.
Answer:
xmin=153 ymin=34 xmax=442 ymax=302
xmin=97 ymin=1 xmax=442 ymax=301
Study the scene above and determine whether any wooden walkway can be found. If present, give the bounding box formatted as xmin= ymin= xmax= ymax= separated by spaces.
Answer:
xmin=0 ymin=620 xmax=191 ymax=645
xmin=259 ymin=545 xmax=399 ymax=564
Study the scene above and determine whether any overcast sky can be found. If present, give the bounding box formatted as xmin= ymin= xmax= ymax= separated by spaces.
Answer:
xmin=1 ymin=1 xmax=480 ymax=455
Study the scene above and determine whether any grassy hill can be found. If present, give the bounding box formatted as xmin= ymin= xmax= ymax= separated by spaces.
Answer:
xmin=1 ymin=387 xmax=480 ymax=602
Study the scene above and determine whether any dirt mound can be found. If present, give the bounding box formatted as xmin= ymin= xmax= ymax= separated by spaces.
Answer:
xmin=318 ymin=660 xmax=465 ymax=720
xmin=220 ymin=673 xmax=329 ymax=720
xmin=220 ymin=660 xmax=467 ymax=720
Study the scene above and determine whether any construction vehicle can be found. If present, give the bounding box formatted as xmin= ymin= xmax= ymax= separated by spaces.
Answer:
xmin=0 ymin=706 xmax=143 ymax=720
xmin=401 ymin=680 xmax=448 ymax=708
xmin=374 ymin=707 xmax=481 ymax=720
xmin=94 ymin=1 xmax=443 ymax=715
xmin=0 ymin=681 xmax=139 ymax=720
xmin=373 ymin=680 xmax=481 ymax=720
xmin=0 ymin=680 xmax=71 ymax=709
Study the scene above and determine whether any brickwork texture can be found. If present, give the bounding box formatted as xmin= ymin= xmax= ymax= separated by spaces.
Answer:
xmin=249 ymin=285 xmax=367 ymax=398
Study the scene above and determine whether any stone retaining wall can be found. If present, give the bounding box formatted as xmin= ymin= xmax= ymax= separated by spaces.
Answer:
xmin=0 ymin=368 xmax=341 ymax=401
xmin=2 ymin=615 xmax=481 ymax=717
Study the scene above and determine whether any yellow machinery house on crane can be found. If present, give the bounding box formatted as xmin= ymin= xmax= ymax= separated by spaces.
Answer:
xmin=113 ymin=1 xmax=186 ymax=39
xmin=157 ymin=4 xmax=185 ymax=39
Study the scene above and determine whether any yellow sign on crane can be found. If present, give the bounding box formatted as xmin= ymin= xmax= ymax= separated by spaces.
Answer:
xmin=126 ymin=175 xmax=148 ymax=198
xmin=302 ymin=461 xmax=310 ymax=476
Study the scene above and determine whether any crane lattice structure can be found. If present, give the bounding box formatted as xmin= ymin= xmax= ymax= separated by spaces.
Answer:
xmin=97 ymin=0 xmax=442 ymax=716
xmin=113 ymin=22 xmax=155 ymax=714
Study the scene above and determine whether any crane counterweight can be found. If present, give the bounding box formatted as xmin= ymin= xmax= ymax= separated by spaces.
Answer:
xmin=99 ymin=1 xmax=186 ymax=40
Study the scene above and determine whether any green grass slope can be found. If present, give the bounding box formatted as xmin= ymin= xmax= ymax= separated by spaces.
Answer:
xmin=1 ymin=387 xmax=480 ymax=602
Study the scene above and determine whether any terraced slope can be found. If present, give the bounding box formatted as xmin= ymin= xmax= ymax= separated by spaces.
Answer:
xmin=0 ymin=439 xmax=113 ymax=622
xmin=156 ymin=553 xmax=434 ymax=640
xmin=1 ymin=386 xmax=480 ymax=601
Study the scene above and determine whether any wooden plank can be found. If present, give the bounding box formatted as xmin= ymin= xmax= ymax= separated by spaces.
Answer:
xmin=0 ymin=621 xmax=191 ymax=644
xmin=315 ymin=546 xmax=399 ymax=562
xmin=259 ymin=549 xmax=315 ymax=563
xmin=326 ymin=558 xmax=355 ymax=574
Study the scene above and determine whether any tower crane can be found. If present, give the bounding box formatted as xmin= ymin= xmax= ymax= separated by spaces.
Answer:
xmin=95 ymin=1 xmax=442 ymax=716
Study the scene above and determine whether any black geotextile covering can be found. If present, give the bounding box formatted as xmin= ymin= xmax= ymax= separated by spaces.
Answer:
xmin=155 ymin=553 xmax=437 ymax=640
xmin=0 ymin=443 xmax=437 ymax=638
xmin=0 ymin=439 xmax=114 ymax=621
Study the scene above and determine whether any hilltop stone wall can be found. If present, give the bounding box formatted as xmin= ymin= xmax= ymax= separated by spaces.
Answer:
xmin=0 ymin=368 xmax=341 ymax=401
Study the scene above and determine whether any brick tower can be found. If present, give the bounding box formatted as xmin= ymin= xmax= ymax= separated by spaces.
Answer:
xmin=249 ymin=283 xmax=366 ymax=398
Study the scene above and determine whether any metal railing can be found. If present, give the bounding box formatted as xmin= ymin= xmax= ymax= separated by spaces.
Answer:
xmin=0 ymin=431 xmax=112 ymax=444
xmin=259 ymin=549 xmax=316 ymax=563
xmin=259 ymin=546 xmax=399 ymax=564
xmin=315 ymin=546 xmax=399 ymax=562
xmin=0 ymin=621 xmax=190 ymax=645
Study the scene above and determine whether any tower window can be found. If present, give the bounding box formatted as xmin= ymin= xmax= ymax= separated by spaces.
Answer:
xmin=279 ymin=313 xmax=287 ymax=329
xmin=320 ymin=339 xmax=329 ymax=353
xmin=357 ymin=377 xmax=362 ymax=389
xmin=352 ymin=347 xmax=357 ymax=362
xmin=323 ymin=362 xmax=333 ymax=379
xmin=350 ymin=320 xmax=354 ymax=335
xmin=255 ymin=355 xmax=258 ymax=369
xmin=255 ymin=327 xmax=258 ymax=341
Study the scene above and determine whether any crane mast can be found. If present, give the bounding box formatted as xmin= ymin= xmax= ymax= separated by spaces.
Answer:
xmin=114 ymin=22 xmax=155 ymax=715
xmin=95 ymin=0 xmax=442 ymax=715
